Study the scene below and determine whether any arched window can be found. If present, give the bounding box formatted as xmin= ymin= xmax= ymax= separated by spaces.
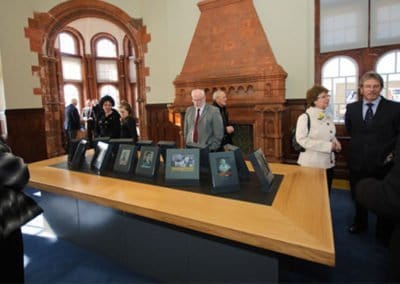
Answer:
xmin=58 ymin=32 xmax=78 ymax=55
xmin=376 ymin=50 xmax=400 ymax=101
xmin=96 ymin=38 xmax=117 ymax=58
xmin=57 ymin=31 xmax=83 ymax=110
xmin=322 ymin=56 xmax=358 ymax=123
xmin=93 ymin=34 xmax=120 ymax=107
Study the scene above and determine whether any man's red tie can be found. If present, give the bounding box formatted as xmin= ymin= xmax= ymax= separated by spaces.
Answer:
xmin=193 ymin=108 xmax=200 ymax=143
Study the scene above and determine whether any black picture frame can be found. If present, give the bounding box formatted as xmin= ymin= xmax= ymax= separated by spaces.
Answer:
xmin=113 ymin=144 xmax=137 ymax=174
xmin=223 ymin=144 xmax=250 ymax=180
xmin=135 ymin=146 xmax=160 ymax=178
xmin=136 ymin=139 xmax=153 ymax=151
xmin=209 ymin=151 xmax=240 ymax=193
xmin=67 ymin=138 xmax=81 ymax=162
xmin=248 ymin=148 xmax=275 ymax=192
xmin=157 ymin=140 xmax=177 ymax=163
xmin=90 ymin=141 xmax=112 ymax=174
xmin=109 ymin=138 xmax=136 ymax=163
xmin=185 ymin=142 xmax=210 ymax=173
xmin=69 ymin=139 xmax=88 ymax=170
xmin=92 ymin=136 xmax=110 ymax=149
xmin=165 ymin=148 xmax=200 ymax=186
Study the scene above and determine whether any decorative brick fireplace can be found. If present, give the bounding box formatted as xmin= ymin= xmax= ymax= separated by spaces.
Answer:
xmin=169 ymin=0 xmax=287 ymax=161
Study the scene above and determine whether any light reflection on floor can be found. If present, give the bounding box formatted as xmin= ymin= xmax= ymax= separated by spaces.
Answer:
xmin=22 ymin=213 xmax=57 ymax=268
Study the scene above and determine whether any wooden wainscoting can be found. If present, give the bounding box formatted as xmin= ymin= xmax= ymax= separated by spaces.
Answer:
xmin=145 ymin=104 xmax=181 ymax=146
xmin=5 ymin=108 xmax=47 ymax=163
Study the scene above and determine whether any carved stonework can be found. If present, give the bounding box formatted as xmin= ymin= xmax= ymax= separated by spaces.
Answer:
xmin=170 ymin=0 xmax=287 ymax=161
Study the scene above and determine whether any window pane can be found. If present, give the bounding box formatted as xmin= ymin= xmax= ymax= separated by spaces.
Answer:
xmin=62 ymin=56 xmax=82 ymax=81
xmin=376 ymin=52 xmax=396 ymax=74
xmin=96 ymin=60 xmax=118 ymax=82
xmin=322 ymin=58 xmax=339 ymax=78
xmin=339 ymin=57 xmax=356 ymax=77
xmin=322 ymin=56 xmax=358 ymax=123
xmin=387 ymin=73 xmax=400 ymax=102
xmin=129 ymin=57 xmax=137 ymax=83
xmin=371 ymin=0 xmax=400 ymax=46
xmin=58 ymin=32 xmax=77 ymax=55
xmin=64 ymin=84 xmax=80 ymax=110
xmin=320 ymin=0 xmax=368 ymax=52
xmin=100 ymin=84 xmax=120 ymax=107
xmin=377 ymin=50 xmax=400 ymax=101
xmin=96 ymin=38 xmax=117 ymax=58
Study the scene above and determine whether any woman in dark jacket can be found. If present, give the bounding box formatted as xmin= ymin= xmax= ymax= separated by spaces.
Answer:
xmin=95 ymin=95 xmax=121 ymax=138
xmin=0 ymin=139 xmax=42 ymax=283
xmin=119 ymin=100 xmax=139 ymax=142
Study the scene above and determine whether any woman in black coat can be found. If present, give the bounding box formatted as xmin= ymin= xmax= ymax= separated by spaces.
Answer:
xmin=0 ymin=139 xmax=42 ymax=283
xmin=119 ymin=100 xmax=139 ymax=143
xmin=95 ymin=95 xmax=121 ymax=138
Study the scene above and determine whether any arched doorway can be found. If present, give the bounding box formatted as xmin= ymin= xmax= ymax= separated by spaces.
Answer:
xmin=25 ymin=0 xmax=150 ymax=157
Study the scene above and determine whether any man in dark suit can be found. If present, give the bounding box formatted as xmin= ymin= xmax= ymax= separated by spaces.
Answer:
xmin=212 ymin=90 xmax=235 ymax=151
xmin=345 ymin=71 xmax=400 ymax=236
xmin=64 ymin=98 xmax=81 ymax=147
xmin=356 ymin=157 xmax=400 ymax=281
xmin=184 ymin=89 xmax=223 ymax=151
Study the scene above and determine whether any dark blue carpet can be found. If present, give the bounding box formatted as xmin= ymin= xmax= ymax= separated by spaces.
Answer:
xmin=22 ymin=189 xmax=388 ymax=283
xmin=279 ymin=188 xmax=388 ymax=283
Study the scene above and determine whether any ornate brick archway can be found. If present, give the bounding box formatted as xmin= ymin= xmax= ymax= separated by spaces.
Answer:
xmin=25 ymin=0 xmax=150 ymax=157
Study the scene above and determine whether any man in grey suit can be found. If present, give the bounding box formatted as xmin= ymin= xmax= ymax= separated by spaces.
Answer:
xmin=184 ymin=89 xmax=223 ymax=151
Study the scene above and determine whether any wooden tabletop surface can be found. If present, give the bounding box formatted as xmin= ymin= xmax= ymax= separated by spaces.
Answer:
xmin=28 ymin=155 xmax=335 ymax=266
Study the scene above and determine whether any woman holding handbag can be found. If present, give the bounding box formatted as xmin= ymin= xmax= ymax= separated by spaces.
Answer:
xmin=295 ymin=85 xmax=341 ymax=192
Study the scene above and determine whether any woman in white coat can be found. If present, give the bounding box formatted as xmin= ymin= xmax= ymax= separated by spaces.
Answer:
xmin=296 ymin=85 xmax=342 ymax=192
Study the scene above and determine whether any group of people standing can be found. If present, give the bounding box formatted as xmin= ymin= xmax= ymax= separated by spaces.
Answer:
xmin=184 ymin=89 xmax=235 ymax=152
xmin=64 ymin=95 xmax=139 ymax=148
xmin=295 ymin=71 xmax=400 ymax=281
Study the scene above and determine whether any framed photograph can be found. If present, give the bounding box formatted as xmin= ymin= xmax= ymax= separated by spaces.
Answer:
xmin=224 ymin=144 xmax=250 ymax=180
xmin=165 ymin=148 xmax=200 ymax=186
xmin=135 ymin=146 xmax=160 ymax=178
xmin=113 ymin=144 xmax=137 ymax=174
xmin=185 ymin=142 xmax=210 ymax=173
xmin=248 ymin=148 xmax=275 ymax=192
xmin=209 ymin=151 xmax=240 ymax=193
xmin=157 ymin=140 xmax=177 ymax=163
xmin=109 ymin=138 xmax=135 ymax=163
xmin=90 ymin=141 xmax=112 ymax=174
xmin=69 ymin=139 xmax=88 ymax=170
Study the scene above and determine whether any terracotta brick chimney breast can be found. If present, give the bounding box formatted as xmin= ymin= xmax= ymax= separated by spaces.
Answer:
xmin=171 ymin=0 xmax=287 ymax=161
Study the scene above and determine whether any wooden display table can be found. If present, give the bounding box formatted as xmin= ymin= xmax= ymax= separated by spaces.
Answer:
xmin=28 ymin=155 xmax=334 ymax=282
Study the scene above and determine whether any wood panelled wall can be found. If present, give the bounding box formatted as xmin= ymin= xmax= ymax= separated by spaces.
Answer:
xmin=5 ymin=108 xmax=47 ymax=163
xmin=145 ymin=104 xmax=181 ymax=146
xmin=5 ymin=102 xmax=350 ymax=178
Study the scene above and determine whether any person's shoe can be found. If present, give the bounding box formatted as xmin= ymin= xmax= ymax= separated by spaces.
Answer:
xmin=348 ymin=223 xmax=367 ymax=234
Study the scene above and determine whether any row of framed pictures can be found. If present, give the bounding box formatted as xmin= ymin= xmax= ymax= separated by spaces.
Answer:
xmin=68 ymin=139 xmax=275 ymax=193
